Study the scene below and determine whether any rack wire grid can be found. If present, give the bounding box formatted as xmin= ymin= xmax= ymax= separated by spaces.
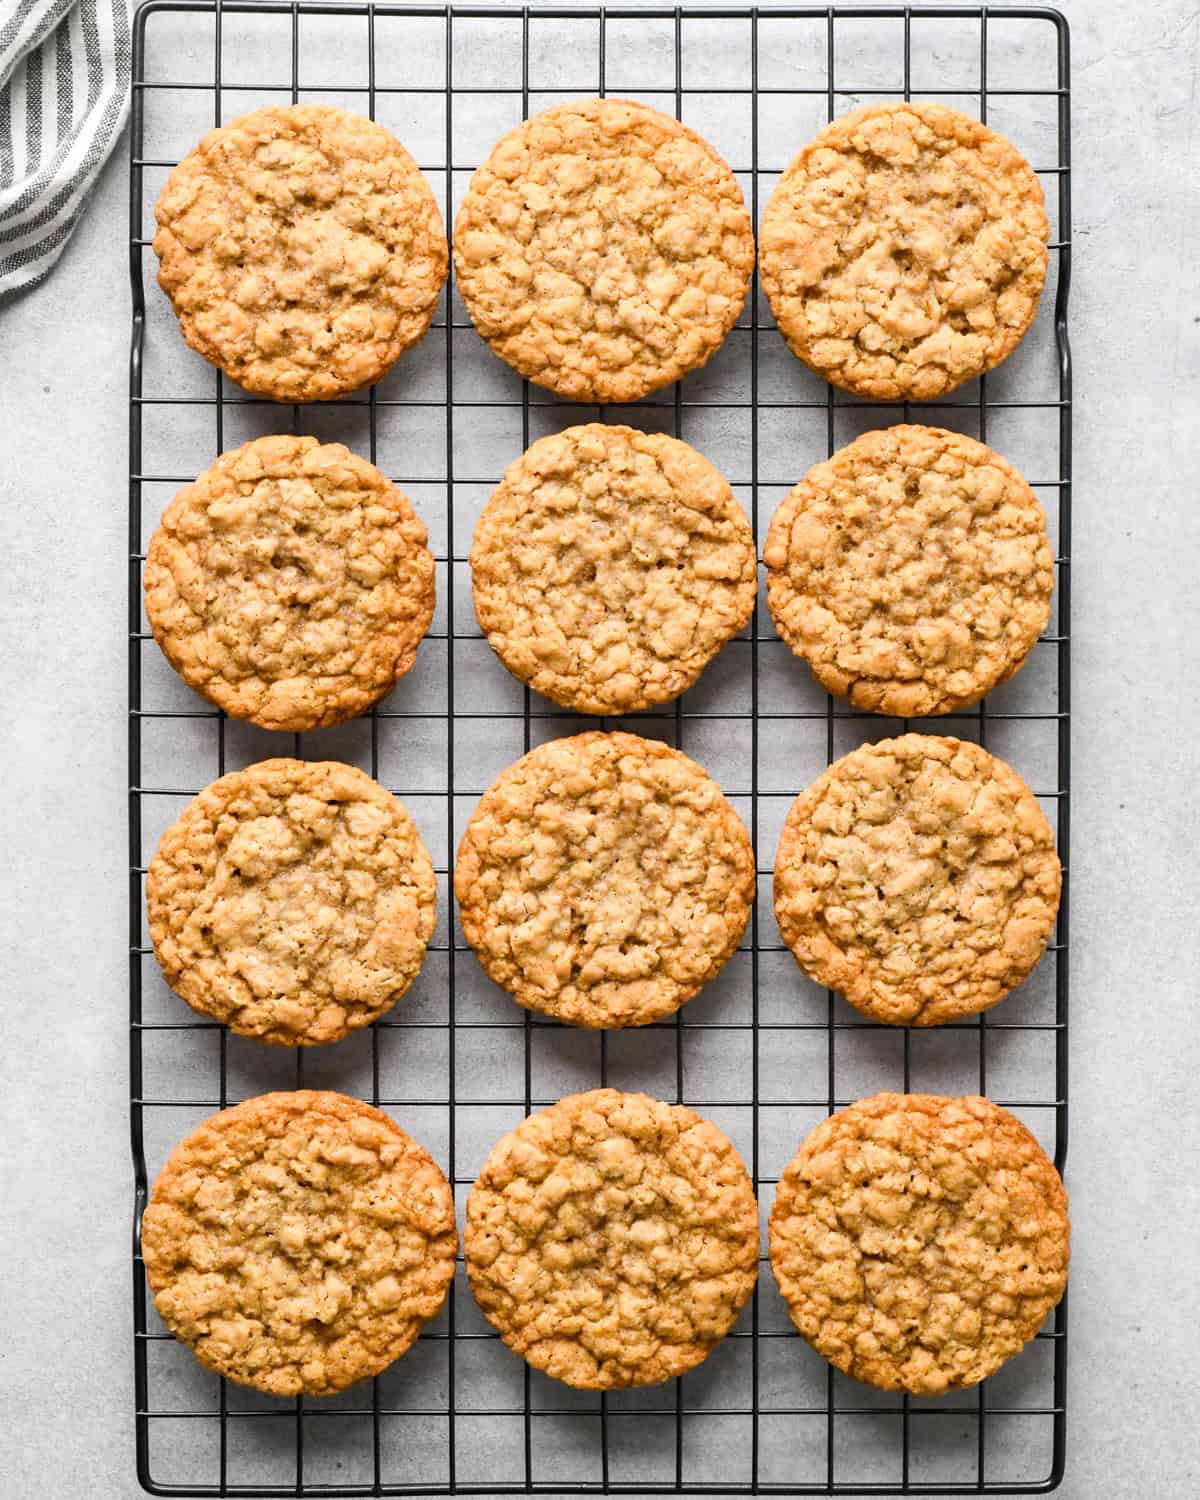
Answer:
xmin=128 ymin=3 xmax=1072 ymax=1495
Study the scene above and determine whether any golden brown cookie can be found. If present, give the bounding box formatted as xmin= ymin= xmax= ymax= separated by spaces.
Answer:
xmin=147 ymin=759 xmax=436 ymax=1046
xmin=142 ymin=1091 xmax=457 ymax=1396
xmin=144 ymin=435 xmax=435 ymax=732
xmin=471 ymin=424 xmax=756 ymax=714
xmin=455 ymin=732 xmax=754 ymax=1028
xmin=759 ymin=102 xmax=1048 ymax=399
xmin=453 ymin=98 xmax=754 ymax=402
xmin=154 ymin=104 xmax=447 ymax=400
xmin=466 ymin=1089 xmax=758 ymax=1388
xmin=763 ymin=426 xmax=1054 ymax=716
xmin=773 ymin=734 xmax=1060 ymax=1025
xmin=769 ymin=1093 xmax=1069 ymax=1395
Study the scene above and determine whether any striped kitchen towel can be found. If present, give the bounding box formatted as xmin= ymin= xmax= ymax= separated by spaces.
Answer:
xmin=0 ymin=0 xmax=131 ymax=301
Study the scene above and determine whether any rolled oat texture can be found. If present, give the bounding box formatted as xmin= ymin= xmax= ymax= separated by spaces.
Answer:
xmin=147 ymin=759 xmax=437 ymax=1046
xmin=454 ymin=732 xmax=755 ymax=1028
xmin=142 ymin=1091 xmax=457 ymax=1396
xmin=144 ymin=434 xmax=435 ymax=732
xmin=453 ymin=98 xmax=754 ymax=402
xmin=764 ymin=425 xmax=1054 ymax=717
xmin=769 ymin=1093 xmax=1069 ymax=1394
xmin=773 ymin=734 xmax=1061 ymax=1025
xmin=154 ymin=104 xmax=447 ymax=400
xmin=466 ymin=1089 xmax=759 ymax=1388
xmin=471 ymin=424 xmax=756 ymax=714
xmin=759 ymin=102 xmax=1048 ymax=399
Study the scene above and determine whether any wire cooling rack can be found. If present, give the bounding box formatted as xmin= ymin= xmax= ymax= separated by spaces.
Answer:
xmin=128 ymin=3 xmax=1071 ymax=1495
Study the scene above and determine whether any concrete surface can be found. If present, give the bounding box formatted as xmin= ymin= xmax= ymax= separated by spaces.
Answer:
xmin=1 ymin=2 xmax=1199 ymax=1497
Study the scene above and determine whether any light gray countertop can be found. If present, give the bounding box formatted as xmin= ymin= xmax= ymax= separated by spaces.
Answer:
xmin=2 ymin=2 xmax=1199 ymax=1496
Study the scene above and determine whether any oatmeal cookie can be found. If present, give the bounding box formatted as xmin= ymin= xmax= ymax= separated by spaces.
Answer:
xmin=455 ymin=732 xmax=754 ymax=1028
xmin=142 ymin=1091 xmax=457 ymax=1396
xmin=154 ymin=104 xmax=447 ymax=400
xmin=471 ymin=424 xmax=756 ymax=714
xmin=453 ymin=98 xmax=754 ymax=402
xmin=773 ymin=735 xmax=1060 ymax=1025
xmin=466 ymin=1089 xmax=758 ymax=1388
xmin=764 ymin=426 xmax=1054 ymax=716
xmin=769 ymin=1093 xmax=1069 ymax=1394
xmin=144 ymin=435 xmax=435 ymax=732
xmin=147 ymin=759 xmax=437 ymax=1046
xmin=759 ymin=102 xmax=1048 ymax=399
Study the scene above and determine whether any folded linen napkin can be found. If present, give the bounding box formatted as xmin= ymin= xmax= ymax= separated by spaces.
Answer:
xmin=0 ymin=0 xmax=130 ymax=301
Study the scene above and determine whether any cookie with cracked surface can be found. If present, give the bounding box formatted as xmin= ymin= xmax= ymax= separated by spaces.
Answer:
xmin=759 ymin=102 xmax=1048 ymax=400
xmin=471 ymin=424 xmax=756 ymax=714
xmin=466 ymin=1089 xmax=758 ymax=1388
xmin=764 ymin=426 xmax=1054 ymax=717
xmin=453 ymin=98 xmax=754 ymax=403
xmin=154 ymin=104 xmax=447 ymax=401
xmin=144 ymin=435 xmax=435 ymax=732
xmin=147 ymin=759 xmax=436 ymax=1046
xmin=773 ymin=735 xmax=1060 ymax=1026
xmin=769 ymin=1092 xmax=1069 ymax=1395
xmin=455 ymin=732 xmax=754 ymax=1028
xmin=142 ymin=1091 xmax=457 ymax=1396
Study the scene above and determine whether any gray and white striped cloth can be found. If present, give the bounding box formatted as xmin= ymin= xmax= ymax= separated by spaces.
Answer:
xmin=0 ymin=0 xmax=130 ymax=301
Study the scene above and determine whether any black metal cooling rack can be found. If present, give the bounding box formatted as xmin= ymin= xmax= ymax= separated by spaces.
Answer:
xmin=128 ymin=4 xmax=1072 ymax=1495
